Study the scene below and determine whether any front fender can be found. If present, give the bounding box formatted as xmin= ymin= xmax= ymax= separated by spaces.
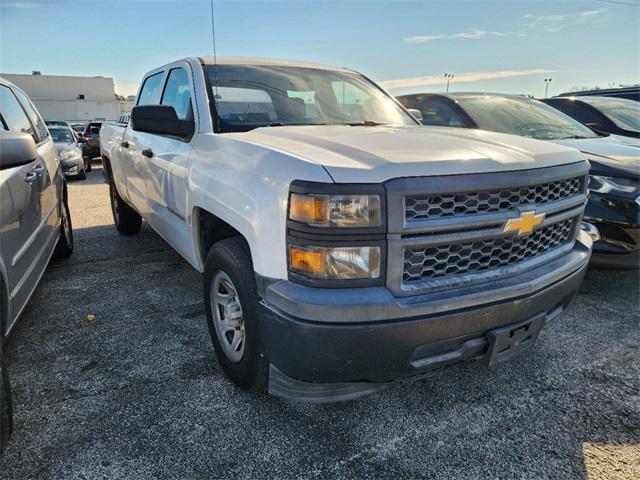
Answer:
xmin=188 ymin=134 xmax=332 ymax=278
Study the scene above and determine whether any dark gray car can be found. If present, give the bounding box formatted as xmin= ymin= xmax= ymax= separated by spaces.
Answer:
xmin=0 ymin=77 xmax=74 ymax=450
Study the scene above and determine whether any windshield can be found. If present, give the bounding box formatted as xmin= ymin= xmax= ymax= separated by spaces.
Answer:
xmin=204 ymin=65 xmax=416 ymax=132
xmin=581 ymin=97 xmax=640 ymax=131
xmin=50 ymin=128 xmax=74 ymax=143
xmin=455 ymin=96 xmax=598 ymax=140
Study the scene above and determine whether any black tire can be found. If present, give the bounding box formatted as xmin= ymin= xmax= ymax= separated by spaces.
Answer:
xmin=85 ymin=157 xmax=92 ymax=173
xmin=0 ymin=341 xmax=12 ymax=453
xmin=77 ymin=167 xmax=87 ymax=181
xmin=109 ymin=182 xmax=141 ymax=236
xmin=204 ymin=237 xmax=268 ymax=391
xmin=53 ymin=193 xmax=74 ymax=259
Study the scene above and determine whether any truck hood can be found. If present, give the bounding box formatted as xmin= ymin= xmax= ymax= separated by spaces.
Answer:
xmin=232 ymin=125 xmax=585 ymax=183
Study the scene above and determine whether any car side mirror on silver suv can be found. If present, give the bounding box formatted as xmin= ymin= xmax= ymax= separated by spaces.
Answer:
xmin=0 ymin=131 xmax=37 ymax=171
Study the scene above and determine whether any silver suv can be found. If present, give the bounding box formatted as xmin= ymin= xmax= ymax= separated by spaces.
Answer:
xmin=0 ymin=77 xmax=74 ymax=450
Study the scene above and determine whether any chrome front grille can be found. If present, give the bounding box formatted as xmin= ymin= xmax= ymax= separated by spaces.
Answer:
xmin=405 ymin=176 xmax=583 ymax=220
xmin=384 ymin=163 xmax=589 ymax=296
xmin=403 ymin=218 xmax=574 ymax=283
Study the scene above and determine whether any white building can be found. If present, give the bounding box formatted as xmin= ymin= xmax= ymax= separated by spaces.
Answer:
xmin=0 ymin=72 xmax=122 ymax=122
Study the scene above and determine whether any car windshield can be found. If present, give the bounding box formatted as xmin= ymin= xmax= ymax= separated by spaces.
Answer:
xmin=581 ymin=97 xmax=640 ymax=131
xmin=50 ymin=128 xmax=74 ymax=143
xmin=455 ymin=96 xmax=599 ymax=140
xmin=204 ymin=65 xmax=416 ymax=132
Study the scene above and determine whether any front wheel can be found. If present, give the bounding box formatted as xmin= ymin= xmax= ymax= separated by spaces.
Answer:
xmin=109 ymin=182 xmax=141 ymax=236
xmin=204 ymin=237 xmax=268 ymax=391
xmin=53 ymin=194 xmax=73 ymax=259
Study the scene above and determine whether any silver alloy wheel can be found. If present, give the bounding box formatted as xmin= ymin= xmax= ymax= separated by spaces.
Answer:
xmin=210 ymin=271 xmax=245 ymax=363
xmin=110 ymin=186 xmax=119 ymax=224
xmin=61 ymin=202 xmax=72 ymax=246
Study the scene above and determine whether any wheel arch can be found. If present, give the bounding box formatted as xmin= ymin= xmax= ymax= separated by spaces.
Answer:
xmin=193 ymin=206 xmax=254 ymax=271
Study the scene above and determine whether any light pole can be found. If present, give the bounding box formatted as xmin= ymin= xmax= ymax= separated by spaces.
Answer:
xmin=544 ymin=78 xmax=552 ymax=98
xmin=445 ymin=73 xmax=455 ymax=92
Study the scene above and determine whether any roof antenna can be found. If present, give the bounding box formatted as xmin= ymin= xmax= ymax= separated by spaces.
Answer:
xmin=210 ymin=0 xmax=220 ymax=131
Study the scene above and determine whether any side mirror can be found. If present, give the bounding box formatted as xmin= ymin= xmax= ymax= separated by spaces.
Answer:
xmin=131 ymin=105 xmax=194 ymax=138
xmin=0 ymin=131 xmax=37 ymax=170
xmin=407 ymin=108 xmax=423 ymax=122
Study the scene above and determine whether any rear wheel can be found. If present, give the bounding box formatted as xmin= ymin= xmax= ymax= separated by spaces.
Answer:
xmin=109 ymin=182 xmax=141 ymax=235
xmin=53 ymin=193 xmax=74 ymax=259
xmin=204 ymin=237 xmax=268 ymax=391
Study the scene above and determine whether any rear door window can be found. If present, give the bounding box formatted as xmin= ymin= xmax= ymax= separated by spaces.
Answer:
xmin=0 ymin=85 xmax=37 ymax=142
xmin=137 ymin=72 xmax=164 ymax=106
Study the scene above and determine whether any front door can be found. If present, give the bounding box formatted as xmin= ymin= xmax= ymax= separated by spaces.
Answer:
xmin=0 ymin=85 xmax=47 ymax=334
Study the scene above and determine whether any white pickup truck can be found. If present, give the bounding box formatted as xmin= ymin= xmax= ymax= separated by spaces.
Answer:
xmin=101 ymin=57 xmax=592 ymax=402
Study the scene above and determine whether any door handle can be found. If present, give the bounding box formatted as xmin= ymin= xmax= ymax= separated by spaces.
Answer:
xmin=24 ymin=171 xmax=38 ymax=184
xmin=121 ymin=141 xmax=129 ymax=148
xmin=142 ymin=149 xmax=154 ymax=158
xmin=32 ymin=165 xmax=45 ymax=174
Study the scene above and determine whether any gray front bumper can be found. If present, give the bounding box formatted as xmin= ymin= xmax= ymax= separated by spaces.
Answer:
xmin=263 ymin=231 xmax=592 ymax=324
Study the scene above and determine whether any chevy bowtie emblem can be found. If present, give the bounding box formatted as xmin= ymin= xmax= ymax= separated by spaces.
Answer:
xmin=503 ymin=211 xmax=546 ymax=236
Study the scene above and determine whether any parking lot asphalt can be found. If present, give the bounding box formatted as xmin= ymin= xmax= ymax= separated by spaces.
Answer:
xmin=0 ymin=165 xmax=638 ymax=479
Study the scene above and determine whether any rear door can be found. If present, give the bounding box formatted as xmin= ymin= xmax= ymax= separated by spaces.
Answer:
xmin=0 ymin=85 xmax=48 ymax=334
xmin=123 ymin=70 xmax=165 ymax=214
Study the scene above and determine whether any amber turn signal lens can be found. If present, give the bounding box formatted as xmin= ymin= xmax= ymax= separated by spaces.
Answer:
xmin=289 ymin=194 xmax=328 ymax=225
xmin=289 ymin=246 xmax=326 ymax=276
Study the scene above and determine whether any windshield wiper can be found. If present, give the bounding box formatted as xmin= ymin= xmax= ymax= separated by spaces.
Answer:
xmin=558 ymin=135 xmax=596 ymax=140
xmin=345 ymin=120 xmax=387 ymax=127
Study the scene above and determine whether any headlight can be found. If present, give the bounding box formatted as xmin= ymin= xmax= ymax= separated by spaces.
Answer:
xmin=289 ymin=193 xmax=381 ymax=228
xmin=289 ymin=245 xmax=381 ymax=279
xmin=589 ymin=175 xmax=639 ymax=193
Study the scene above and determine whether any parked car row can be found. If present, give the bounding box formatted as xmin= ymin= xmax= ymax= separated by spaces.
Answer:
xmin=1 ymin=77 xmax=74 ymax=451
xmin=398 ymin=93 xmax=640 ymax=268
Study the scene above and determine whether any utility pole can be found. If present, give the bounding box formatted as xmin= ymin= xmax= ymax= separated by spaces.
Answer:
xmin=445 ymin=73 xmax=455 ymax=92
xmin=544 ymin=78 xmax=552 ymax=98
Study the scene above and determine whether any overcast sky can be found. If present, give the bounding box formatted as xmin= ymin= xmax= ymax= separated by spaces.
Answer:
xmin=1 ymin=0 xmax=638 ymax=98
